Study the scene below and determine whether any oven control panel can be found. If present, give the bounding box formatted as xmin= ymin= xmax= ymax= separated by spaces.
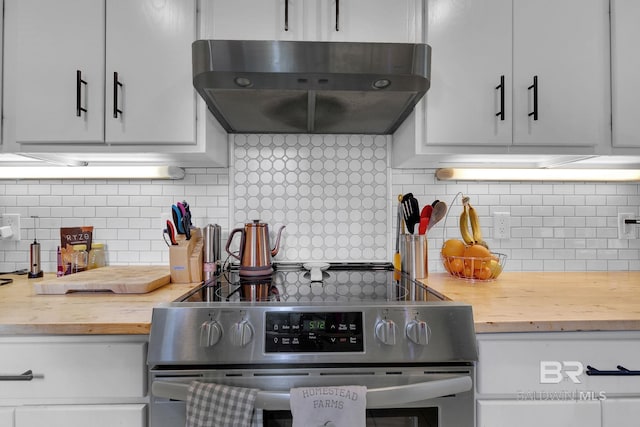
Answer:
xmin=265 ymin=311 xmax=364 ymax=353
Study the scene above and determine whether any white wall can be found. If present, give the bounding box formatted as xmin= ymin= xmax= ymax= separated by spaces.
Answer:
xmin=1 ymin=135 xmax=639 ymax=273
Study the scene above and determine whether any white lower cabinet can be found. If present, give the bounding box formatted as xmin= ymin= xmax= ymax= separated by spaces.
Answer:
xmin=476 ymin=331 xmax=640 ymax=427
xmin=15 ymin=405 xmax=145 ymax=427
xmin=602 ymin=398 xmax=640 ymax=427
xmin=0 ymin=408 xmax=14 ymax=427
xmin=477 ymin=399 xmax=600 ymax=427
xmin=0 ymin=335 xmax=147 ymax=427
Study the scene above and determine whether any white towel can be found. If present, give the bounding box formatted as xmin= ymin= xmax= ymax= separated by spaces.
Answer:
xmin=290 ymin=386 xmax=367 ymax=427
xmin=186 ymin=381 xmax=263 ymax=427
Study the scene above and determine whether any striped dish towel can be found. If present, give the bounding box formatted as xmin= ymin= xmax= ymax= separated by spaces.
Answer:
xmin=186 ymin=382 xmax=263 ymax=427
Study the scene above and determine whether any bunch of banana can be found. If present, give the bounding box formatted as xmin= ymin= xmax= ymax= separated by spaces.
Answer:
xmin=459 ymin=196 xmax=488 ymax=248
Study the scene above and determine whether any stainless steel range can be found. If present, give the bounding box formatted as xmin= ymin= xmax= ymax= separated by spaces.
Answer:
xmin=148 ymin=263 xmax=478 ymax=426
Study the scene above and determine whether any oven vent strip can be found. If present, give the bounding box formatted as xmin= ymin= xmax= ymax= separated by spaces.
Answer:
xmin=253 ymin=371 xmax=376 ymax=377
xmin=153 ymin=369 xmax=471 ymax=379
xmin=151 ymin=375 xmax=472 ymax=410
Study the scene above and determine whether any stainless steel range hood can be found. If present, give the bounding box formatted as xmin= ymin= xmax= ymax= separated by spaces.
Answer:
xmin=193 ymin=40 xmax=431 ymax=134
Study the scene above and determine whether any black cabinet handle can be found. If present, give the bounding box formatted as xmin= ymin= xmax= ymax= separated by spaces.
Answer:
xmin=335 ymin=0 xmax=340 ymax=31
xmin=495 ymin=75 xmax=505 ymax=121
xmin=0 ymin=369 xmax=34 ymax=381
xmin=284 ymin=0 xmax=289 ymax=31
xmin=528 ymin=75 xmax=538 ymax=120
xmin=113 ymin=72 xmax=123 ymax=118
xmin=76 ymin=70 xmax=87 ymax=117
xmin=586 ymin=365 xmax=640 ymax=376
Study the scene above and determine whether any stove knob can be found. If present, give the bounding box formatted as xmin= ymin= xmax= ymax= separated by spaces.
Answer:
xmin=199 ymin=320 xmax=223 ymax=347
xmin=375 ymin=319 xmax=396 ymax=345
xmin=231 ymin=320 xmax=253 ymax=347
xmin=406 ymin=320 xmax=430 ymax=345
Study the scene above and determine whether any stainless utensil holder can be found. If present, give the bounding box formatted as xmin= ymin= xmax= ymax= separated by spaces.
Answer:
xmin=401 ymin=234 xmax=428 ymax=279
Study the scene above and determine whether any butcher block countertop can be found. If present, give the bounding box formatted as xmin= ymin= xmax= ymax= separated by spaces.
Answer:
xmin=1 ymin=270 xmax=639 ymax=335
xmin=0 ymin=271 xmax=200 ymax=335
xmin=420 ymin=271 xmax=640 ymax=333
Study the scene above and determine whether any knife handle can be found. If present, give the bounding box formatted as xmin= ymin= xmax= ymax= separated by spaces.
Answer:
xmin=172 ymin=205 xmax=185 ymax=234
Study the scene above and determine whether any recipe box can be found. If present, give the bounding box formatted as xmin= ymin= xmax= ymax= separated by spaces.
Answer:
xmin=169 ymin=227 xmax=203 ymax=284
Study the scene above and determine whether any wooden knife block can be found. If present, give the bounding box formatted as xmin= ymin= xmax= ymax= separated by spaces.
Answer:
xmin=169 ymin=227 xmax=203 ymax=284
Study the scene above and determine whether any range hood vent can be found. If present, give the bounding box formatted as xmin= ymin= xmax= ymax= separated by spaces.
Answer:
xmin=193 ymin=40 xmax=431 ymax=135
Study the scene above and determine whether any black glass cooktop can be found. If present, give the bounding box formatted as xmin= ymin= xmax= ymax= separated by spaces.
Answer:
xmin=181 ymin=263 xmax=443 ymax=303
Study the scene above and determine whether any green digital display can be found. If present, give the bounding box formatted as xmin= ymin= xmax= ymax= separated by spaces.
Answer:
xmin=304 ymin=320 xmax=326 ymax=331
xmin=265 ymin=312 xmax=363 ymax=353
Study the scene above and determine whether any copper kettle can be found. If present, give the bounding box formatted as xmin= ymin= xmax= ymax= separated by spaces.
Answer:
xmin=225 ymin=220 xmax=285 ymax=276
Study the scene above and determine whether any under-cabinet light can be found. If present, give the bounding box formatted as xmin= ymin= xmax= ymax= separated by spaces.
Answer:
xmin=18 ymin=153 xmax=89 ymax=167
xmin=0 ymin=165 xmax=185 ymax=180
xmin=436 ymin=168 xmax=640 ymax=182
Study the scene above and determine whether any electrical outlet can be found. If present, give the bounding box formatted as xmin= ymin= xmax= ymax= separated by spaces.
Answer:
xmin=618 ymin=213 xmax=636 ymax=240
xmin=493 ymin=212 xmax=511 ymax=240
xmin=2 ymin=213 xmax=21 ymax=241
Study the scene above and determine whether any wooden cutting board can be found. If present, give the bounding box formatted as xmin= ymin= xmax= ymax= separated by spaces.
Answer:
xmin=34 ymin=266 xmax=171 ymax=294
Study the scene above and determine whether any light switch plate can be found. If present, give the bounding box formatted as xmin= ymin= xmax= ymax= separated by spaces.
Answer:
xmin=618 ymin=213 xmax=636 ymax=240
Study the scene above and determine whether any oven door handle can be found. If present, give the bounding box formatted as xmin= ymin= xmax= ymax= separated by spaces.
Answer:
xmin=152 ymin=376 xmax=472 ymax=410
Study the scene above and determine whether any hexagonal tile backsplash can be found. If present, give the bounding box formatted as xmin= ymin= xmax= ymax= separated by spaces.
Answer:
xmin=232 ymin=134 xmax=389 ymax=262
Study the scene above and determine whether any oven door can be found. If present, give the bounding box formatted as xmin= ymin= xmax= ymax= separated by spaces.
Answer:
xmin=150 ymin=365 xmax=475 ymax=426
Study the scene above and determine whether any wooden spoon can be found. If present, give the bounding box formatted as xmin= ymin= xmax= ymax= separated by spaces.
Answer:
xmin=428 ymin=201 xmax=447 ymax=231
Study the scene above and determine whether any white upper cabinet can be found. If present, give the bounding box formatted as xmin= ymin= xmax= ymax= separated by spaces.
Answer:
xmin=511 ymin=0 xmax=610 ymax=147
xmin=105 ymin=0 xmax=196 ymax=144
xmin=203 ymin=0 xmax=305 ymax=41
xmin=4 ymin=0 xmax=105 ymax=144
xmin=317 ymin=0 xmax=423 ymax=43
xmin=3 ymin=0 xmax=196 ymax=146
xmin=203 ymin=0 xmax=423 ymax=43
xmin=611 ymin=0 xmax=640 ymax=148
xmin=424 ymin=0 xmax=512 ymax=146
xmin=392 ymin=0 xmax=611 ymax=167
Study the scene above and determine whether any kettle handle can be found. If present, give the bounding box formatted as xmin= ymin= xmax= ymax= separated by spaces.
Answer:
xmin=225 ymin=228 xmax=244 ymax=261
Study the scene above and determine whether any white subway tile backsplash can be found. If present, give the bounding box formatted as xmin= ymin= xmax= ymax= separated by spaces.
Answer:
xmin=75 ymin=207 xmax=96 ymax=218
xmin=565 ymin=260 xmax=587 ymax=270
xmin=17 ymin=195 xmax=39 ymax=206
xmin=544 ymin=260 xmax=567 ymax=271
xmin=1 ymin=137 xmax=639 ymax=273
xmin=586 ymin=239 xmax=608 ymax=249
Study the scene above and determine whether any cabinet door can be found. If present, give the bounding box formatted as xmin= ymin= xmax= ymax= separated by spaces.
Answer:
xmin=512 ymin=0 xmax=610 ymax=146
xmin=602 ymin=398 xmax=640 ymax=427
xmin=0 ymin=408 xmax=14 ymax=427
xmin=203 ymin=0 xmax=305 ymax=40
xmin=477 ymin=400 xmax=601 ymax=427
xmin=318 ymin=0 xmax=422 ymax=43
xmin=611 ymin=0 xmax=640 ymax=148
xmin=424 ymin=0 xmax=512 ymax=146
xmin=3 ymin=0 xmax=105 ymax=144
xmin=105 ymin=0 xmax=196 ymax=145
xmin=15 ymin=405 xmax=145 ymax=427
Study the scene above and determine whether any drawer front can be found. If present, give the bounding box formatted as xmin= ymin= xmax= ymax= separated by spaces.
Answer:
xmin=0 ymin=338 xmax=146 ymax=400
xmin=477 ymin=332 xmax=640 ymax=396
xmin=15 ymin=404 xmax=146 ymax=427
